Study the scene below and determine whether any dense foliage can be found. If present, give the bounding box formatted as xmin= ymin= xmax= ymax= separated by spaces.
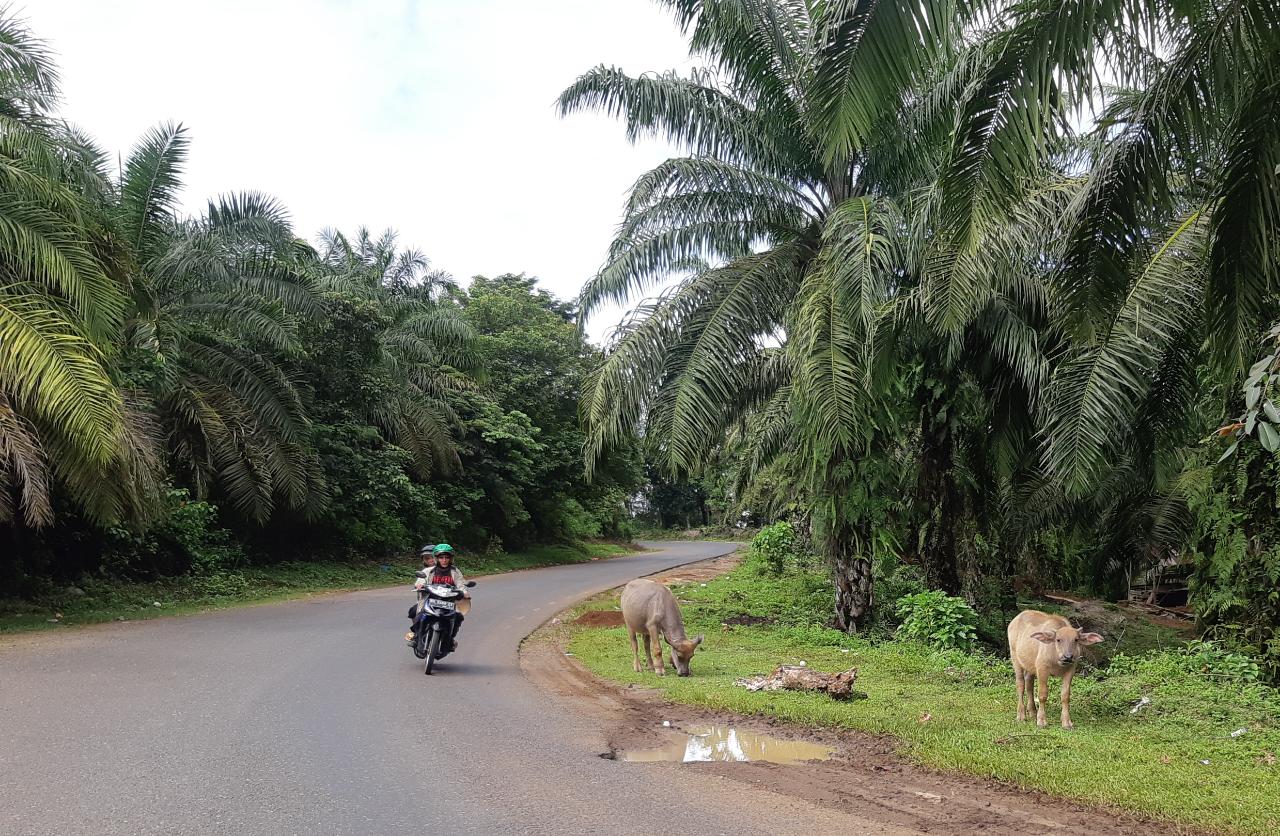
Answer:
xmin=0 ymin=16 xmax=638 ymax=592
xmin=565 ymin=0 xmax=1280 ymax=672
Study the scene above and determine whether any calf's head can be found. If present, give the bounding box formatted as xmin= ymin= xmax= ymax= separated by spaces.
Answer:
xmin=669 ymin=635 xmax=704 ymax=676
xmin=1030 ymin=625 xmax=1103 ymax=666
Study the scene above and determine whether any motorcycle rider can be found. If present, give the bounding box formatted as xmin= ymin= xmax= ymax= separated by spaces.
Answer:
xmin=404 ymin=543 xmax=470 ymax=650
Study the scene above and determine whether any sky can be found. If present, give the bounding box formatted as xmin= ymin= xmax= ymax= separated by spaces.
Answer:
xmin=26 ymin=0 xmax=696 ymax=342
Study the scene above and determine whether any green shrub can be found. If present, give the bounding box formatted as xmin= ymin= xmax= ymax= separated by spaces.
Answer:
xmin=895 ymin=589 xmax=979 ymax=651
xmin=559 ymin=498 xmax=603 ymax=540
xmin=193 ymin=570 xmax=250 ymax=598
xmin=1080 ymin=640 xmax=1280 ymax=730
xmin=1105 ymin=639 xmax=1262 ymax=685
xmin=103 ymin=490 xmax=245 ymax=579
xmin=311 ymin=423 xmax=449 ymax=557
xmin=1188 ymin=435 xmax=1280 ymax=682
xmin=749 ymin=521 xmax=799 ymax=573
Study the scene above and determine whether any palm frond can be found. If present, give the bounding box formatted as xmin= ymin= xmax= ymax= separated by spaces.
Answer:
xmin=0 ymin=151 xmax=123 ymax=337
xmin=809 ymin=0 xmax=960 ymax=166
xmin=119 ymin=122 xmax=188 ymax=264
xmin=0 ymin=387 xmax=51 ymax=525
xmin=790 ymin=196 xmax=902 ymax=456
xmin=1041 ymin=210 xmax=1208 ymax=493
xmin=557 ymin=65 xmax=806 ymax=179
xmin=1205 ymin=46 xmax=1280 ymax=373
xmin=0 ymin=11 xmax=60 ymax=115
xmin=0 ymin=282 xmax=120 ymax=462
xmin=648 ymin=245 xmax=806 ymax=470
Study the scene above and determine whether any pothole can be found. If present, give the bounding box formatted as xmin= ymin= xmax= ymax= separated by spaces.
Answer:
xmin=616 ymin=725 xmax=833 ymax=764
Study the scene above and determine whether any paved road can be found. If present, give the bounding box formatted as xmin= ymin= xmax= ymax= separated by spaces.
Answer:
xmin=1 ymin=541 xmax=894 ymax=836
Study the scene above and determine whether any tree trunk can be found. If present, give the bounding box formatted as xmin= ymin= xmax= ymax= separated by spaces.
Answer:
xmin=917 ymin=381 xmax=962 ymax=594
xmin=830 ymin=533 xmax=873 ymax=632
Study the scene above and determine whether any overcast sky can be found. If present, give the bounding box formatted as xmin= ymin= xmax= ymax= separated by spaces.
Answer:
xmin=26 ymin=0 xmax=694 ymax=341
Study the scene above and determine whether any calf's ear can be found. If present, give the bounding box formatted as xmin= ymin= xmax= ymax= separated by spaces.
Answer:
xmin=1030 ymin=631 xmax=1056 ymax=643
xmin=693 ymin=634 xmax=704 ymax=648
xmin=1080 ymin=632 xmax=1104 ymax=644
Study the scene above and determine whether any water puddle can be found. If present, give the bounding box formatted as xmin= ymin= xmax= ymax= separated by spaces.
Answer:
xmin=617 ymin=725 xmax=832 ymax=765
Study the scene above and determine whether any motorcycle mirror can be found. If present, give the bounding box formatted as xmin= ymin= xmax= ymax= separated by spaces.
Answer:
xmin=465 ymin=581 xmax=477 ymax=588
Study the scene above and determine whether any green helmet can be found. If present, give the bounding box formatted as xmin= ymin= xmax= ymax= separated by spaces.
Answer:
xmin=432 ymin=543 xmax=454 ymax=557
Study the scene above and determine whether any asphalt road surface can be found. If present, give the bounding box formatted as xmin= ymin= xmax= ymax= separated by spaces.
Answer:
xmin=1 ymin=541 xmax=906 ymax=836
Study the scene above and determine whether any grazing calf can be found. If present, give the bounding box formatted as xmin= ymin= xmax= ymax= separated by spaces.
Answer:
xmin=620 ymin=579 xmax=704 ymax=677
xmin=1007 ymin=609 xmax=1103 ymax=729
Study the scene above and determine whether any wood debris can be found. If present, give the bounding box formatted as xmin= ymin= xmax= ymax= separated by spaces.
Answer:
xmin=735 ymin=665 xmax=859 ymax=699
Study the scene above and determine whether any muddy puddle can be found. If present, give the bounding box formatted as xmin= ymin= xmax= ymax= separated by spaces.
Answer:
xmin=617 ymin=725 xmax=832 ymax=765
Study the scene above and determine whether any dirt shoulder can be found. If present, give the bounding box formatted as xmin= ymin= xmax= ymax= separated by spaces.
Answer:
xmin=521 ymin=557 xmax=1203 ymax=836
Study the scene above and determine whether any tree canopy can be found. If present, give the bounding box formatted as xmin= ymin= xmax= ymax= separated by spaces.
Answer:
xmin=565 ymin=0 xmax=1280 ymax=659
xmin=0 ymin=12 xmax=639 ymax=590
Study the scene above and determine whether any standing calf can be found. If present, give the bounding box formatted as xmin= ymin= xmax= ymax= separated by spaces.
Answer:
xmin=1007 ymin=610 xmax=1103 ymax=729
xmin=620 ymin=579 xmax=703 ymax=677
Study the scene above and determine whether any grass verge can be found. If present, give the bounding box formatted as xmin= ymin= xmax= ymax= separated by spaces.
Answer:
xmin=566 ymin=555 xmax=1280 ymax=835
xmin=0 ymin=542 xmax=632 ymax=636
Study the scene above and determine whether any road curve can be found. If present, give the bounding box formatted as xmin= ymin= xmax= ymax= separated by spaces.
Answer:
xmin=2 ymin=541 xmax=902 ymax=836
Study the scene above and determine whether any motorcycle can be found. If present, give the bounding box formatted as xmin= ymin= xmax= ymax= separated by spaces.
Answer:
xmin=410 ymin=572 xmax=477 ymax=675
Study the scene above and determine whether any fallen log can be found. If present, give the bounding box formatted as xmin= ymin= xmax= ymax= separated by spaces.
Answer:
xmin=1120 ymin=600 xmax=1194 ymax=622
xmin=1043 ymin=592 xmax=1085 ymax=606
xmin=735 ymin=665 xmax=859 ymax=699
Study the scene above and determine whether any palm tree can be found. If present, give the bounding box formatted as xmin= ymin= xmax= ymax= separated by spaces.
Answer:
xmin=562 ymin=0 xmax=1180 ymax=628
xmin=115 ymin=124 xmax=326 ymax=523
xmin=316 ymin=227 xmax=459 ymax=301
xmin=1041 ymin=0 xmax=1280 ymax=492
xmin=311 ymin=228 xmax=481 ymax=476
xmin=0 ymin=12 xmax=124 ymax=525
xmin=996 ymin=0 xmax=1280 ymax=594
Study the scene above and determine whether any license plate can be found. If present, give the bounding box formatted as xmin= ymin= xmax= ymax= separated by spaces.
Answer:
xmin=433 ymin=599 xmax=456 ymax=610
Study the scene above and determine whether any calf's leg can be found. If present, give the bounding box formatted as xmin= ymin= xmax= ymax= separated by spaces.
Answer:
xmin=1060 ymin=668 xmax=1075 ymax=729
xmin=641 ymin=631 xmax=654 ymax=672
xmin=1035 ymin=667 xmax=1049 ymax=728
xmin=629 ymin=629 xmax=642 ymax=673
xmin=649 ymin=627 xmax=665 ymax=676
xmin=1013 ymin=661 xmax=1026 ymax=721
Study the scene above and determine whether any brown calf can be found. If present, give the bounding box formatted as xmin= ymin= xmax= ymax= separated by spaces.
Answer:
xmin=620 ymin=579 xmax=703 ymax=677
xmin=1007 ymin=609 xmax=1103 ymax=729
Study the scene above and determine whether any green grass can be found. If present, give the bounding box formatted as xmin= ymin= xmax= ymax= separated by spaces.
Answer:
xmin=0 ymin=542 xmax=631 ymax=636
xmin=567 ymin=557 xmax=1280 ymax=835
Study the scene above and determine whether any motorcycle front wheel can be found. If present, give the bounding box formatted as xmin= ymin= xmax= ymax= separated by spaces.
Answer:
xmin=413 ymin=625 xmax=428 ymax=659
xmin=424 ymin=625 xmax=442 ymax=675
